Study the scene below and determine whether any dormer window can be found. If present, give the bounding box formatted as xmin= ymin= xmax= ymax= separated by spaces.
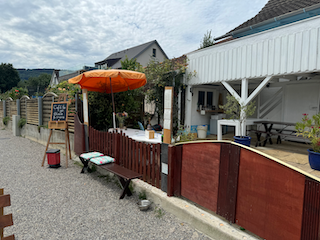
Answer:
xmin=152 ymin=48 xmax=156 ymax=57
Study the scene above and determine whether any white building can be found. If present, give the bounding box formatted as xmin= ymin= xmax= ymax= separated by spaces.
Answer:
xmin=185 ymin=0 xmax=320 ymax=137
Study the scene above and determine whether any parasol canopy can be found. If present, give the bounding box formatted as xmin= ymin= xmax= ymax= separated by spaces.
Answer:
xmin=68 ymin=69 xmax=146 ymax=93
xmin=68 ymin=69 xmax=147 ymax=129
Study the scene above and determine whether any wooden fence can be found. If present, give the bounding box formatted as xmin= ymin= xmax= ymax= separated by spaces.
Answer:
xmin=0 ymin=93 xmax=78 ymax=133
xmin=88 ymin=126 xmax=161 ymax=188
xmin=167 ymin=141 xmax=320 ymax=240
xmin=0 ymin=189 xmax=14 ymax=240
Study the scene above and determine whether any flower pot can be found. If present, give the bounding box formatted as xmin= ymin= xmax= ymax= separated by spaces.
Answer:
xmin=307 ymin=149 xmax=320 ymax=170
xmin=233 ymin=136 xmax=251 ymax=147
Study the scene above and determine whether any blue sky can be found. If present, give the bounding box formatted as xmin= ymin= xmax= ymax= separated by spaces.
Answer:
xmin=0 ymin=0 xmax=268 ymax=69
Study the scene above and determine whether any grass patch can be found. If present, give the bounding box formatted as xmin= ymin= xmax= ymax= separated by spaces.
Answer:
xmin=73 ymin=161 xmax=83 ymax=168
xmin=3 ymin=116 xmax=10 ymax=126
xmin=154 ymin=207 xmax=165 ymax=218
xmin=138 ymin=190 xmax=147 ymax=200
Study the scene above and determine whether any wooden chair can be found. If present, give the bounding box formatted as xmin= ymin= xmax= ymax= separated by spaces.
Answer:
xmin=0 ymin=189 xmax=14 ymax=240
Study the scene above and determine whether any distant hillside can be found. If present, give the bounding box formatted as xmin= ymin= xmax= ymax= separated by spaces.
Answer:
xmin=16 ymin=68 xmax=54 ymax=81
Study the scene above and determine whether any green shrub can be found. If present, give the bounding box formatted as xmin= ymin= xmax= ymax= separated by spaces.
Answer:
xmin=18 ymin=118 xmax=26 ymax=128
xmin=3 ymin=116 xmax=10 ymax=125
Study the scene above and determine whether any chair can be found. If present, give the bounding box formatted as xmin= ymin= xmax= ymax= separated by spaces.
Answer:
xmin=138 ymin=121 xmax=145 ymax=131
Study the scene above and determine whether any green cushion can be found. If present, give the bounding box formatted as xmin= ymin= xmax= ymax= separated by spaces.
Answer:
xmin=90 ymin=156 xmax=115 ymax=165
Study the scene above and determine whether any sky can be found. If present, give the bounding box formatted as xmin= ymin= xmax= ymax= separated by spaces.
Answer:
xmin=0 ymin=0 xmax=268 ymax=70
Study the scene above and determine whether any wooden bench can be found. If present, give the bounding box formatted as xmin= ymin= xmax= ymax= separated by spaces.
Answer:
xmin=0 ymin=189 xmax=14 ymax=240
xmin=79 ymin=153 xmax=142 ymax=199
xmin=248 ymin=129 xmax=308 ymax=147
xmin=98 ymin=163 xmax=142 ymax=199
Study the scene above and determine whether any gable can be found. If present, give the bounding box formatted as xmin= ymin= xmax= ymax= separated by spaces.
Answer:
xmin=95 ymin=40 xmax=168 ymax=68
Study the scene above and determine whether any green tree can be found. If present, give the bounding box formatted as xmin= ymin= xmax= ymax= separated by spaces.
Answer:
xmin=87 ymin=57 xmax=144 ymax=130
xmin=199 ymin=30 xmax=215 ymax=49
xmin=0 ymin=63 xmax=20 ymax=93
xmin=120 ymin=55 xmax=144 ymax=72
xmin=26 ymin=73 xmax=51 ymax=96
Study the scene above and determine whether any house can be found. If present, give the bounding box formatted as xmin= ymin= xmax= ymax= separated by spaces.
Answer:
xmin=184 ymin=0 xmax=320 ymax=138
xmin=95 ymin=40 xmax=168 ymax=69
xmin=49 ymin=66 xmax=97 ymax=87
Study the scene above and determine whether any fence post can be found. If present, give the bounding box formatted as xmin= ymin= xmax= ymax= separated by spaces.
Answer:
xmin=38 ymin=97 xmax=43 ymax=126
xmin=3 ymin=101 xmax=6 ymax=118
xmin=161 ymin=143 xmax=169 ymax=193
xmin=16 ymin=99 xmax=20 ymax=116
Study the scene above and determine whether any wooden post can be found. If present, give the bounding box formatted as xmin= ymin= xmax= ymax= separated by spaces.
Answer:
xmin=0 ymin=188 xmax=3 ymax=239
xmin=163 ymin=87 xmax=173 ymax=144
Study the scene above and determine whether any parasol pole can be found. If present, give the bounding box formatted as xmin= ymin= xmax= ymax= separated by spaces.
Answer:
xmin=110 ymin=77 xmax=116 ymax=129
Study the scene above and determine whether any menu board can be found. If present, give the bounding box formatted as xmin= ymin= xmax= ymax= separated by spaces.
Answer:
xmin=51 ymin=102 xmax=68 ymax=121
xmin=48 ymin=102 xmax=69 ymax=129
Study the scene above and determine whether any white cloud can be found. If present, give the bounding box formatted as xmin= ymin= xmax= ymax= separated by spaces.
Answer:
xmin=0 ymin=0 xmax=268 ymax=69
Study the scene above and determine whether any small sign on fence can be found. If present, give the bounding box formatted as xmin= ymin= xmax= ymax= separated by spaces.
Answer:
xmin=48 ymin=102 xmax=68 ymax=129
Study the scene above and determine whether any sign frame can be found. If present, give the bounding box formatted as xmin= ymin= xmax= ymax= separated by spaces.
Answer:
xmin=48 ymin=101 xmax=69 ymax=129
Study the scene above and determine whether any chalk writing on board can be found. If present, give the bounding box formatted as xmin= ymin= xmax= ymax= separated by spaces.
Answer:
xmin=51 ymin=103 xmax=67 ymax=121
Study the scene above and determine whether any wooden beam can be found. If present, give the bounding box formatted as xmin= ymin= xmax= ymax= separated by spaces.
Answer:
xmin=221 ymin=81 xmax=241 ymax=100
xmin=244 ymin=76 xmax=272 ymax=106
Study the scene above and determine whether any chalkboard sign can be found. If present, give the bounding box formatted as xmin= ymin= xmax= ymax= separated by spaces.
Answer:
xmin=51 ymin=102 xmax=68 ymax=121
xmin=48 ymin=102 xmax=69 ymax=129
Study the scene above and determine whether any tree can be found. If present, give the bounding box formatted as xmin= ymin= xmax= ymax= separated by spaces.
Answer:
xmin=120 ymin=55 xmax=144 ymax=72
xmin=0 ymin=63 xmax=20 ymax=93
xmin=199 ymin=30 xmax=215 ymax=49
xmin=87 ymin=57 xmax=144 ymax=130
xmin=26 ymin=73 xmax=51 ymax=96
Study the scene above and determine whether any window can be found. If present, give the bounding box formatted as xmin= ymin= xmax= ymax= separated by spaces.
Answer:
xmin=197 ymin=90 xmax=214 ymax=110
xmin=198 ymin=91 xmax=205 ymax=106
xmin=152 ymin=48 xmax=156 ymax=57
xmin=207 ymin=92 xmax=213 ymax=106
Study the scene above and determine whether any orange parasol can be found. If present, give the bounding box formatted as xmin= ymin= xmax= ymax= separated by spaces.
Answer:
xmin=68 ymin=69 xmax=147 ymax=129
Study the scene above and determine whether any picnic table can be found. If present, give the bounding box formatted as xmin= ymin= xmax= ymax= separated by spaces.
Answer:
xmin=252 ymin=120 xmax=298 ymax=146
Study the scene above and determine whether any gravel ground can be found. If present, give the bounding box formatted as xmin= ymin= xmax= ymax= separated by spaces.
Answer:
xmin=0 ymin=129 xmax=211 ymax=240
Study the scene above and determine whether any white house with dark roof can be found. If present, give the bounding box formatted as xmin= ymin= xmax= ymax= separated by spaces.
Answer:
xmin=95 ymin=40 xmax=168 ymax=69
xmin=184 ymin=0 xmax=320 ymax=138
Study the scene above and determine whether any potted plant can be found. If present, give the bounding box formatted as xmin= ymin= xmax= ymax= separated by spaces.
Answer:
xmin=116 ymin=111 xmax=128 ymax=129
xmin=219 ymin=94 xmax=256 ymax=146
xmin=295 ymin=113 xmax=320 ymax=170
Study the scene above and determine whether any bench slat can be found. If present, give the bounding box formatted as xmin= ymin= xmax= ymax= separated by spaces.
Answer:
xmin=3 ymin=234 xmax=15 ymax=240
xmin=0 ymin=195 xmax=11 ymax=208
xmin=0 ymin=214 xmax=13 ymax=229
xmin=100 ymin=163 xmax=142 ymax=180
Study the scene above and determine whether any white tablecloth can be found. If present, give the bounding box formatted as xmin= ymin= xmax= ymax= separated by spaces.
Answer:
xmin=108 ymin=128 xmax=162 ymax=144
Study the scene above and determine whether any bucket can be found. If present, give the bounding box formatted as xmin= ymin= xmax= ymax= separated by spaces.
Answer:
xmin=233 ymin=136 xmax=251 ymax=147
xmin=197 ymin=125 xmax=207 ymax=139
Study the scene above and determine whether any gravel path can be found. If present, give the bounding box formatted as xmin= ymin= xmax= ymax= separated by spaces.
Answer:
xmin=0 ymin=129 xmax=211 ymax=240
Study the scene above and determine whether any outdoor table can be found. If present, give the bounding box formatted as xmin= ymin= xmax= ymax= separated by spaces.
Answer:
xmin=108 ymin=128 xmax=162 ymax=144
xmin=253 ymin=120 xmax=296 ymax=146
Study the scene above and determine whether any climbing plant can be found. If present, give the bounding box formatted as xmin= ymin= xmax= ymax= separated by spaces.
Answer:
xmin=144 ymin=56 xmax=196 ymax=134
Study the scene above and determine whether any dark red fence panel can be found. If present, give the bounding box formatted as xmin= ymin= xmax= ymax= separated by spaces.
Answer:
xmin=301 ymin=177 xmax=320 ymax=240
xmin=180 ymin=142 xmax=221 ymax=213
xmin=217 ymin=143 xmax=241 ymax=223
xmin=236 ymin=148 xmax=305 ymax=240
xmin=86 ymin=127 xmax=161 ymax=188
xmin=73 ymin=114 xmax=85 ymax=155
